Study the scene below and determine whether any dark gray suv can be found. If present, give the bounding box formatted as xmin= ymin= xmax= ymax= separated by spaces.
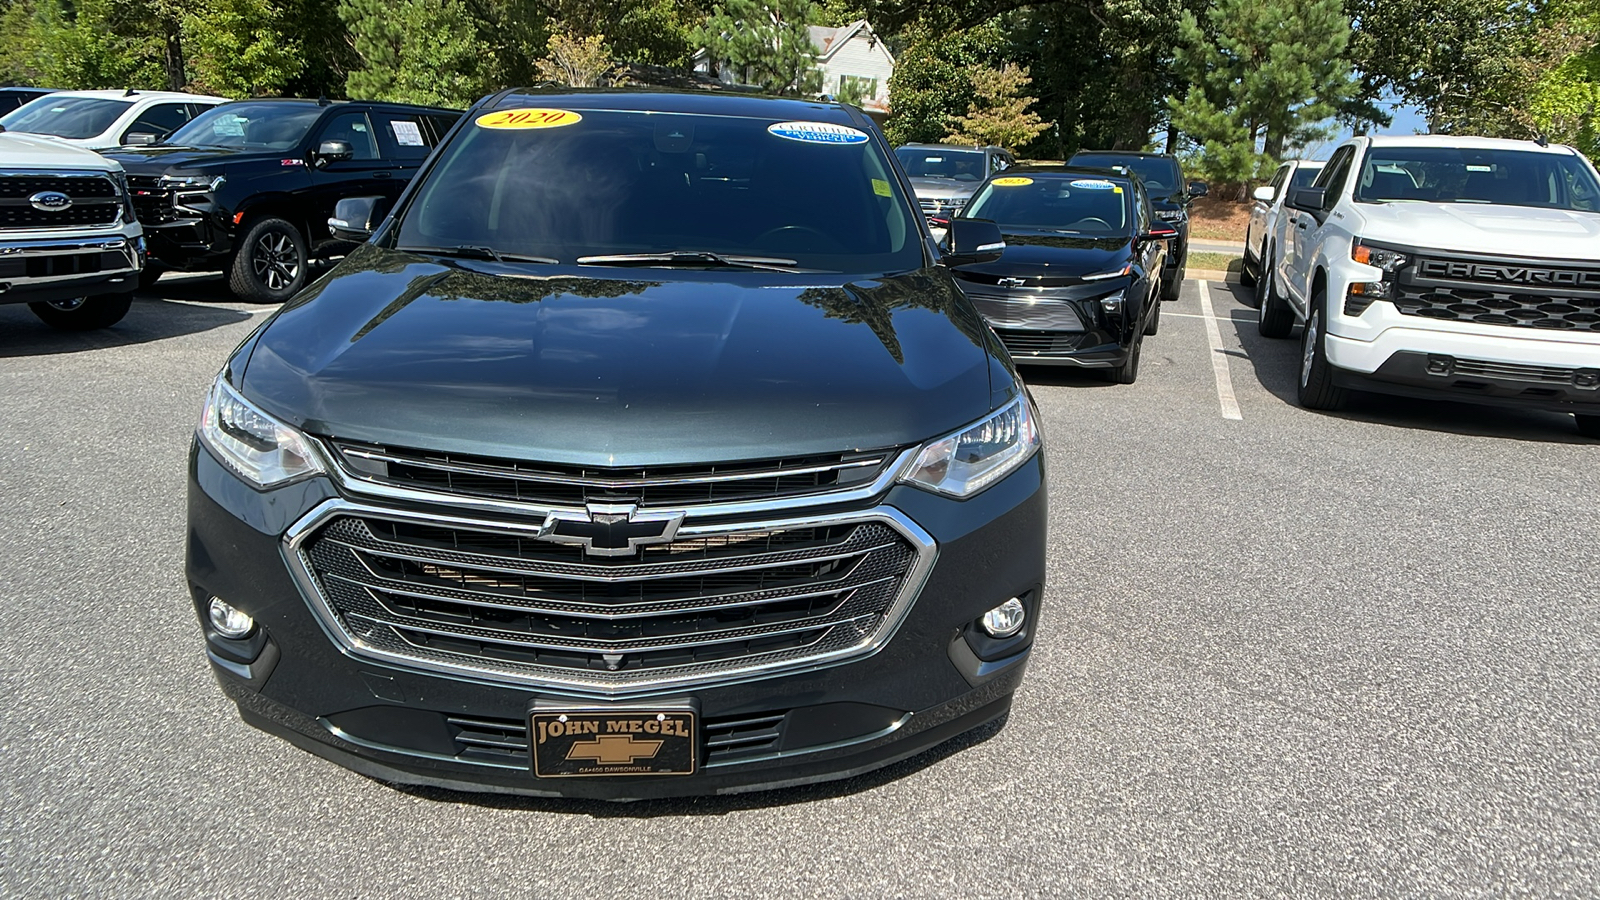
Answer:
xmin=895 ymin=142 xmax=1017 ymax=222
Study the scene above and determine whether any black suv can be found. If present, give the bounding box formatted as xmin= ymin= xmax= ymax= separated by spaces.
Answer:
xmin=187 ymin=89 xmax=1047 ymax=800
xmin=1069 ymin=150 xmax=1207 ymax=300
xmin=104 ymin=99 xmax=459 ymax=302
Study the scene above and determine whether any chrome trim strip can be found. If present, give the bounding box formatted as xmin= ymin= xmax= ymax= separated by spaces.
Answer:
xmin=320 ymin=721 xmax=527 ymax=770
xmin=317 ymin=444 xmax=922 ymax=520
xmin=282 ymin=498 xmax=938 ymax=699
xmin=338 ymin=445 xmax=886 ymax=488
xmin=0 ymin=236 xmax=131 ymax=255
xmin=702 ymin=713 xmax=912 ymax=768
xmin=368 ymin=609 xmax=850 ymax=655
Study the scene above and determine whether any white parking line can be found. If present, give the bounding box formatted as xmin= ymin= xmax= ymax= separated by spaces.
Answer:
xmin=1196 ymin=280 xmax=1242 ymax=421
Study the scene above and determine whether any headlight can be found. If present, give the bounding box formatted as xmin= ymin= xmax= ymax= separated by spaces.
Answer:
xmin=1351 ymin=241 xmax=1409 ymax=273
xmin=1083 ymin=262 xmax=1133 ymax=281
xmin=159 ymin=173 xmax=224 ymax=191
xmin=1155 ymin=209 xmax=1185 ymax=222
xmin=198 ymin=377 xmax=325 ymax=488
xmin=900 ymin=397 xmax=1041 ymax=498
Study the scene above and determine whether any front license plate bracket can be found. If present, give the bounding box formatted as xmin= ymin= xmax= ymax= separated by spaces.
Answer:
xmin=528 ymin=700 xmax=698 ymax=778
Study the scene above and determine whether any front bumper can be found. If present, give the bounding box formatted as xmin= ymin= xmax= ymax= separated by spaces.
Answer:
xmin=0 ymin=234 xmax=141 ymax=306
xmin=145 ymin=218 xmax=232 ymax=270
xmin=186 ymin=442 xmax=1048 ymax=800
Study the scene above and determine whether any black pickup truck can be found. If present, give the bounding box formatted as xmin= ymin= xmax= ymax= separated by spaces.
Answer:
xmin=104 ymin=98 xmax=459 ymax=302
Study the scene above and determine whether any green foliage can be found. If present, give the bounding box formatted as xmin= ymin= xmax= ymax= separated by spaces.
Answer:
xmin=26 ymin=0 xmax=169 ymax=89
xmin=884 ymin=19 xmax=1005 ymax=145
xmin=694 ymin=0 xmax=822 ymax=95
xmin=546 ymin=0 xmax=698 ymax=67
xmin=340 ymin=0 xmax=487 ymax=107
xmin=1169 ymin=0 xmax=1359 ymax=186
xmin=942 ymin=62 xmax=1048 ymax=150
xmin=536 ymin=28 xmax=621 ymax=87
xmin=181 ymin=0 xmax=302 ymax=97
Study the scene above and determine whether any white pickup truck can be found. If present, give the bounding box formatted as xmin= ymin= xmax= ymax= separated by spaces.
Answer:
xmin=1257 ymin=134 xmax=1600 ymax=436
xmin=0 ymin=131 xmax=143 ymax=329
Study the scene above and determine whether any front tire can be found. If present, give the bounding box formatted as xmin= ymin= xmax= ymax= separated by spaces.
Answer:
xmin=1240 ymin=249 xmax=1258 ymax=288
xmin=138 ymin=264 xmax=164 ymax=291
xmin=1143 ymin=290 xmax=1161 ymax=335
xmin=1576 ymin=414 xmax=1600 ymax=438
xmin=27 ymin=293 xmax=133 ymax=330
xmin=1106 ymin=332 xmax=1142 ymax=384
xmin=1257 ymin=249 xmax=1293 ymax=337
xmin=229 ymin=216 xmax=307 ymax=303
xmin=1160 ymin=264 xmax=1182 ymax=301
xmin=1297 ymin=295 xmax=1347 ymax=410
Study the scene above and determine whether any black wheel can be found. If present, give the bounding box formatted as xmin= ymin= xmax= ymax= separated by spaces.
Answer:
xmin=229 ymin=216 xmax=307 ymax=303
xmin=1106 ymin=332 xmax=1142 ymax=384
xmin=1160 ymin=264 xmax=1182 ymax=300
xmin=1257 ymin=249 xmax=1293 ymax=337
xmin=1143 ymin=290 xmax=1161 ymax=335
xmin=27 ymin=293 xmax=133 ymax=330
xmin=1297 ymin=294 xmax=1347 ymax=410
xmin=1576 ymin=414 xmax=1600 ymax=438
xmin=138 ymin=264 xmax=163 ymax=291
xmin=1240 ymin=249 xmax=1258 ymax=288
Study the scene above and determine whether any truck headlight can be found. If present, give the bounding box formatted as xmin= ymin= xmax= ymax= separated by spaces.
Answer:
xmin=1351 ymin=241 xmax=1409 ymax=272
xmin=198 ymin=377 xmax=325 ymax=488
xmin=900 ymin=397 xmax=1041 ymax=498
xmin=1155 ymin=209 xmax=1185 ymax=222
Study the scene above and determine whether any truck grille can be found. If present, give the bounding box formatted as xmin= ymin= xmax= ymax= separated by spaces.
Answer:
xmin=126 ymin=175 xmax=177 ymax=225
xmin=297 ymin=512 xmax=921 ymax=690
xmin=330 ymin=442 xmax=899 ymax=509
xmin=1397 ymin=256 xmax=1600 ymax=332
xmin=0 ymin=172 xmax=122 ymax=230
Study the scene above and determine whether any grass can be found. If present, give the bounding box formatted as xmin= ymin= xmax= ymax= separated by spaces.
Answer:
xmin=1187 ymin=251 xmax=1244 ymax=274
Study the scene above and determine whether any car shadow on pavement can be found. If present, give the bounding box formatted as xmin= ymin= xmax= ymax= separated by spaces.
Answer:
xmin=1013 ymin=365 xmax=1119 ymax=389
xmin=1212 ymin=281 xmax=1596 ymax=445
xmin=385 ymin=714 xmax=1009 ymax=817
xmin=0 ymin=296 xmax=253 ymax=358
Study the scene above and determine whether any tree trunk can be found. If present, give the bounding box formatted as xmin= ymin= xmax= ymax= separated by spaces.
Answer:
xmin=164 ymin=26 xmax=186 ymax=90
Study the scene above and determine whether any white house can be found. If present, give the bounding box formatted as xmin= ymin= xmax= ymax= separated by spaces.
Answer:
xmin=692 ymin=19 xmax=896 ymax=119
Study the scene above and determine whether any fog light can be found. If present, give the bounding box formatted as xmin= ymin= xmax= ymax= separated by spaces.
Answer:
xmin=207 ymin=596 xmax=255 ymax=638
xmin=1574 ymin=369 xmax=1600 ymax=389
xmin=980 ymin=597 xmax=1026 ymax=638
xmin=1426 ymin=355 xmax=1455 ymax=376
xmin=1100 ymin=291 xmax=1125 ymax=314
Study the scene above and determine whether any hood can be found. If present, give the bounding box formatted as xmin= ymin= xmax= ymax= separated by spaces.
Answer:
xmin=100 ymin=144 xmax=273 ymax=175
xmin=0 ymin=132 xmax=118 ymax=170
xmin=953 ymin=229 xmax=1132 ymax=282
xmin=239 ymin=245 xmax=999 ymax=467
xmin=909 ymin=177 xmax=980 ymax=201
xmin=1354 ymin=202 xmax=1600 ymax=260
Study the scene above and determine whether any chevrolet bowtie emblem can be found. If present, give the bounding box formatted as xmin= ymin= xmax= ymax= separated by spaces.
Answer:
xmin=998 ymin=277 xmax=1027 ymax=287
xmin=538 ymin=502 xmax=685 ymax=557
xmin=565 ymin=734 xmax=664 ymax=765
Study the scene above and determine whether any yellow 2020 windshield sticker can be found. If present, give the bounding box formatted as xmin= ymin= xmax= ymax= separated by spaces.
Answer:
xmin=476 ymin=108 xmax=582 ymax=130
xmin=991 ymin=176 xmax=1033 ymax=186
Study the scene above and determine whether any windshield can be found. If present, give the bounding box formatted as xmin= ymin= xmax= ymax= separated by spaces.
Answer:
xmin=0 ymin=96 xmax=132 ymax=139
xmin=963 ymin=175 xmax=1130 ymax=235
xmin=1355 ymin=146 xmax=1600 ymax=210
xmin=395 ymin=108 xmax=924 ymax=273
xmin=166 ymin=102 xmax=322 ymax=150
xmin=1072 ymin=154 xmax=1182 ymax=195
xmin=894 ymin=147 xmax=987 ymax=182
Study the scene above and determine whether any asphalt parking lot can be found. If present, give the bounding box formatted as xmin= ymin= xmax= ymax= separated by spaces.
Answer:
xmin=2 ymin=275 xmax=1596 ymax=898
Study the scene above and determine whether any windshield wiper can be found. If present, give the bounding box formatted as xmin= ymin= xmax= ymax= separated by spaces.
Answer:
xmin=401 ymin=244 xmax=559 ymax=264
xmin=576 ymin=251 xmax=800 ymax=272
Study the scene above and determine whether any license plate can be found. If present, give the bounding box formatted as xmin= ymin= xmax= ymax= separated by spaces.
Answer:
xmin=530 ymin=709 xmax=697 ymax=777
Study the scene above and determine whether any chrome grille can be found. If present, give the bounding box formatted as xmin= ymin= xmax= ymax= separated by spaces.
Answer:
xmin=1452 ymin=358 xmax=1587 ymax=385
xmin=330 ymin=442 xmax=899 ymax=509
xmin=0 ymin=172 xmax=122 ymax=230
xmin=1397 ymin=256 xmax=1600 ymax=332
xmin=296 ymin=510 xmax=923 ymax=691
xmin=969 ymin=295 xmax=1086 ymax=331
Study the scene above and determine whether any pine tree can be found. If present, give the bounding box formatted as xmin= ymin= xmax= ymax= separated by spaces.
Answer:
xmin=1168 ymin=0 xmax=1358 ymax=185
xmin=694 ymin=0 xmax=821 ymax=96
xmin=942 ymin=63 xmax=1049 ymax=151
xmin=182 ymin=0 xmax=302 ymax=97
xmin=339 ymin=0 xmax=487 ymax=108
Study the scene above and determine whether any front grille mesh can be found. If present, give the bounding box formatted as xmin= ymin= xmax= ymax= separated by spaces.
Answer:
xmin=331 ymin=442 xmax=897 ymax=509
xmin=0 ymin=173 xmax=121 ymax=230
xmin=969 ymin=295 xmax=1087 ymax=331
xmin=1452 ymin=358 xmax=1586 ymax=384
xmin=300 ymin=514 xmax=917 ymax=687
xmin=1397 ymin=256 xmax=1600 ymax=332
xmin=127 ymin=175 xmax=177 ymax=225
xmin=994 ymin=328 xmax=1091 ymax=357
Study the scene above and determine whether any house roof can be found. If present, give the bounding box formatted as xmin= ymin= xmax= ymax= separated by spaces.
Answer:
xmin=808 ymin=20 xmax=894 ymax=65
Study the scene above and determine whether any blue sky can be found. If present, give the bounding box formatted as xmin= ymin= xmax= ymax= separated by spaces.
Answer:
xmin=1301 ymin=101 xmax=1429 ymax=159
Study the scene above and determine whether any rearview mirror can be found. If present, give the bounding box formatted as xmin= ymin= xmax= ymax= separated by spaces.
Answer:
xmin=941 ymin=218 xmax=1005 ymax=266
xmin=1252 ymin=185 xmax=1275 ymax=203
xmin=1287 ymin=187 xmax=1327 ymax=212
xmin=328 ymin=195 xmax=390 ymax=241
xmin=314 ymin=140 xmax=354 ymax=168
xmin=123 ymin=132 xmax=159 ymax=146
xmin=1188 ymin=181 xmax=1209 ymax=198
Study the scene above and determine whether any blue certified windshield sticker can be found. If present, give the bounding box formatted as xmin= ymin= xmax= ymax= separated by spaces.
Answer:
xmin=768 ymin=121 xmax=870 ymax=145
xmin=1070 ymin=179 xmax=1117 ymax=190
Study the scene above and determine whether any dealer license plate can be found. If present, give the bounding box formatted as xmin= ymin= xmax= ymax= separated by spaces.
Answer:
xmin=530 ymin=709 xmax=697 ymax=777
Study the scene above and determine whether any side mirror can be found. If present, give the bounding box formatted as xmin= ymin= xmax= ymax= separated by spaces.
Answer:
xmin=1252 ymin=185 xmax=1276 ymax=203
xmin=1287 ymin=187 xmax=1327 ymax=212
xmin=941 ymin=218 xmax=1005 ymax=266
xmin=328 ymin=195 xmax=390 ymax=241
xmin=1187 ymin=181 xmax=1209 ymax=198
xmin=314 ymin=140 xmax=354 ymax=168
xmin=1141 ymin=222 xmax=1179 ymax=242
xmin=124 ymin=132 xmax=159 ymax=146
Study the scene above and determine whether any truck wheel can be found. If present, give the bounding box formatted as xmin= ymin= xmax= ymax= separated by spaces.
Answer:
xmin=1160 ymin=264 xmax=1182 ymax=301
xmin=1576 ymin=415 xmax=1600 ymax=438
xmin=1240 ymin=249 xmax=1258 ymax=288
xmin=1106 ymin=332 xmax=1142 ymax=384
xmin=1297 ymin=295 xmax=1347 ymax=411
xmin=1257 ymin=250 xmax=1293 ymax=337
xmin=1143 ymin=290 xmax=1161 ymax=335
xmin=229 ymin=216 xmax=307 ymax=303
xmin=28 ymin=293 xmax=133 ymax=330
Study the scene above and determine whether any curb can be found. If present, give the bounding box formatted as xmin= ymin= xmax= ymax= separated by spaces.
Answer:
xmin=1188 ymin=269 xmax=1240 ymax=284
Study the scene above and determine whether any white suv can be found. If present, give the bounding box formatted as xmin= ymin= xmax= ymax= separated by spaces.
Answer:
xmin=1258 ymin=134 xmax=1600 ymax=436
xmin=0 ymin=89 xmax=227 ymax=151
